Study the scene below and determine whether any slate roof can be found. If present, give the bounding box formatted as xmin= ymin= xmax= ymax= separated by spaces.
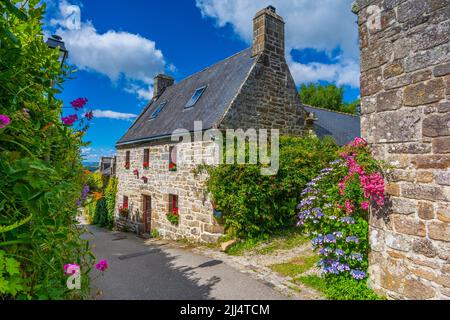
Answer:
xmin=117 ymin=48 xmax=257 ymax=146
xmin=304 ymin=105 xmax=361 ymax=145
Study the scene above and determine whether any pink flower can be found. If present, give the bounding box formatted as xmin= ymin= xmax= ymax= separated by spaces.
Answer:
xmin=64 ymin=263 xmax=80 ymax=275
xmin=84 ymin=110 xmax=94 ymax=120
xmin=70 ymin=98 xmax=88 ymax=111
xmin=61 ymin=114 xmax=78 ymax=126
xmin=345 ymin=201 xmax=354 ymax=214
xmin=360 ymin=172 xmax=385 ymax=206
xmin=361 ymin=201 xmax=370 ymax=210
xmin=350 ymin=137 xmax=367 ymax=148
xmin=95 ymin=259 xmax=108 ymax=271
xmin=0 ymin=115 xmax=11 ymax=129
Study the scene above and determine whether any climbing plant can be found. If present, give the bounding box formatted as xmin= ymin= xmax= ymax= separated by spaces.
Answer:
xmin=0 ymin=0 xmax=93 ymax=299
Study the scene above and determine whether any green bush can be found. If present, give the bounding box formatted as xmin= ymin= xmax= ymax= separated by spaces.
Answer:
xmin=84 ymin=174 xmax=118 ymax=230
xmin=0 ymin=1 xmax=93 ymax=299
xmin=201 ymin=136 xmax=338 ymax=239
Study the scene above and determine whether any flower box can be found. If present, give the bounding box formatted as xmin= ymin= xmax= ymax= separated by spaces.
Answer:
xmin=142 ymin=162 xmax=150 ymax=170
xmin=169 ymin=163 xmax=177 ymax=172
xmin=124 ymin=162 xmax=130 ymax=170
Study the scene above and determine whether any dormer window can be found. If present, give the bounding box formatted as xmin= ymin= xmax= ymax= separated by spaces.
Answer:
xmin=150 ymin=101 xmax=167 ymax=119
xmin=184 ymin=86 xmax=206 ymax=109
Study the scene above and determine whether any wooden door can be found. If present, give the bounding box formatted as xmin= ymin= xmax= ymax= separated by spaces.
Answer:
xmin=143 ymin=195 xmax=151 ymax=233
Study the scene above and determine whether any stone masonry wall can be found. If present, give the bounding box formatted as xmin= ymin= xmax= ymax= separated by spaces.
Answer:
xmin=219 ymin=52 xmax=305 ymax=135
xmin=354 ymin=0 xmax=449 ymax=299
xmin=115 ymin=139 xmax=224 ymax=243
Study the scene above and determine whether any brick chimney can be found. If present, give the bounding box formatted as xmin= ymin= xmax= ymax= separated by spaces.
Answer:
xmin=252 ymin=5 xmax=285 ymax=58
xmin=153 ymin=74 xmax=174 ymax=97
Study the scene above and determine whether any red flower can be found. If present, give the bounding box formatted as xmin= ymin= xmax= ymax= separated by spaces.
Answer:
xmin=124 ymin=162 xmax=130 ymax=169
xmin=84 ymin=110 xmax=94 ymax=120
xmin=70 ymin=98 xmax=88 ymax=111
xmin=169 ymin=163 xmax=176 ymax=170
xmin=61 ymin=114 xmax=78 ymax=126
xmin=143 ymin=162 xmax=149 ymax=169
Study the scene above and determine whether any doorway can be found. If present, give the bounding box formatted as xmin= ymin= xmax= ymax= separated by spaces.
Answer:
xmin=142 ymin=195 xmax=152 ymax=233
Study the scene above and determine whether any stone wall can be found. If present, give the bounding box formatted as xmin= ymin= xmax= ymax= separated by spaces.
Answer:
xmin=354 ymin=0 xmax=449 ymax=299
xmin=115 ymin=139 xmax=224 ymax=243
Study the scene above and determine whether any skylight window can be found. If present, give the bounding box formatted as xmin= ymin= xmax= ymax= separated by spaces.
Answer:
xmin=150 ymin=102 xmax=167 ymax=119
xmin=184 ymin=86 xmax=206 ymax=109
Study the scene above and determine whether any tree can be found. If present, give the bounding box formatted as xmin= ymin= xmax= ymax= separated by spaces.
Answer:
xmin=299 ymin=83 xmax=360 ymax=115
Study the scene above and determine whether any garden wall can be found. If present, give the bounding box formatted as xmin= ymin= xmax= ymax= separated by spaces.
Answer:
xmin=354 ymin=0 xmax=449 ymax=299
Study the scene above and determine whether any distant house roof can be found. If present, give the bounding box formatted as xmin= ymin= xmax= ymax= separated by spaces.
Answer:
xmin=304 ymin=105 xmax=361 ymax=145
xmin=117 ymin=48 xmax=257 ymax=146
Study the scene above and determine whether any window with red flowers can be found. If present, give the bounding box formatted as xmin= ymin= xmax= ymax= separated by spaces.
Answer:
xmin=143 ymin=148 xmax=150 ymax=169
xmin=123 ymin=196 xmax=129 ymax=209
xmin=124 ymin=151 xmax=130 ymax=169
xmin=169 ymin=194 xmax=178 ymax=213
xmin=169 ymin=146 xmax=177 ymax=171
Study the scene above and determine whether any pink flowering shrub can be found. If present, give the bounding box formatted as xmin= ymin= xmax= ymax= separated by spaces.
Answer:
xmin=298 ymin=137 xmax=385 ymax=282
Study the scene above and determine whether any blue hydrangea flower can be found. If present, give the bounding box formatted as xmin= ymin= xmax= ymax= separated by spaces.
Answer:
xmin=340 ymin=217 xmax=355 ymax=224
xmin=312 ymin=235 xmax=324 ymax=246
xmin=350 ymin=270 xmax=366 ymax=280
xmin=349 ymin=253 xmax=364 ymax=261
xmin=324 ymin=234 xmax=336 ymax=243
xmin=346 ymin=236 xmax=359 ymax=243
xmin=333 ymin=231 xmax=343 ymax=238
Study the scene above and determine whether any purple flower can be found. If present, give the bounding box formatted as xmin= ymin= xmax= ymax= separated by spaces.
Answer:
xmin=349 ymin=253 xmax=364 ymax=261
xmin=334 ymin=249 xmax=345 ymax=257
xmin=0 ymin=115 xmax=11 ymax=129
xmin=333 ymin=231 xmax=343 ymax=238
xmin=95 ymin=259 xmax=108 ymax=271
xmin=340 ymin=217 xmax=355 ymax=224
xmin=346 ymin=236 xmax=359 ymax=243
xmin=350 ymin=269 xmax=366 ymax=280
xmin=312 ymin=235 xmax=324 ymax=246
xmin=324 ymin=234 xmax=336 ymax=243
xmin=81 ymin=185 xmax=90 ymax=199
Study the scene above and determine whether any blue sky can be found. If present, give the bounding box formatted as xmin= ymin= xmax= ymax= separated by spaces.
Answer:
xmin=43 ymin=0 xmax=360 ymax=162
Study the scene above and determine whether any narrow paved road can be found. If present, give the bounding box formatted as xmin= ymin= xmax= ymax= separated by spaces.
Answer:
xmin=83 ymin=225 xmax=287 ymax=300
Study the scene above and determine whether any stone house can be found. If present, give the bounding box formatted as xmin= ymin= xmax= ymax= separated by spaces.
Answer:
xmin=115 ymin=6 xmax=307 ymax=242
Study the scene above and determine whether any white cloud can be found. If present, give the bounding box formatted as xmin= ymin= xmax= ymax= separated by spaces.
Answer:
xmin=196 ymin=0 xmax=359 ymax=87
xmin=50 ymin=0 xmax=170 ymax=99
xmin=91 ymin=109 xmax=137 ymax=121
xmin=288 ymin=57 xmax=360 ymax=88
xmin=81 ymin=147 xmax=115 ymax=163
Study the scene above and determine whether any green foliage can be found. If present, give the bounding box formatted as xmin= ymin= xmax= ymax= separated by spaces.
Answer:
xmin=297 ymin=275 xmax=382 ymax=300
xmin=299 ymin=83 xmax=360 ymax=114
xmin=0 ymin=249 xmax=24 ymax=296
xmin=104 ymin=177 xmax=118 ymax=229
xmin=202 ymin=136 xmax=338 ymax=239
xmin=0 ymin=0 xmax=93 ymax=299
xmin=84 ymin=174 xmax=118 ymax=230
xmin=324 ymin=276 xmax=383 ymax=300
